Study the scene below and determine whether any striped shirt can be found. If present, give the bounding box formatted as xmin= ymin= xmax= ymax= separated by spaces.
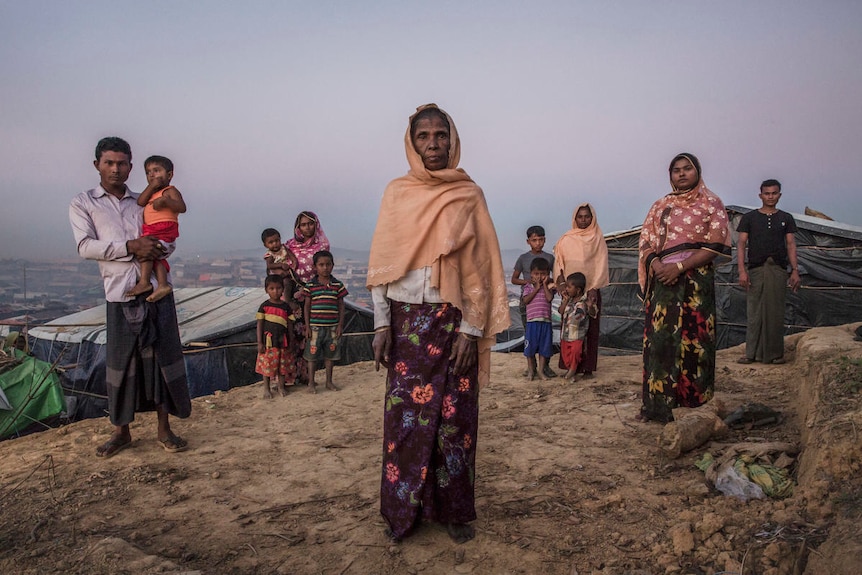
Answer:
xmin=302 ymin=276 xmax=348 ymax=326
xmin=256 ymin=299 xmax=292 ymax=348
xmin=522 ymin=282 xmax=552 ymax=322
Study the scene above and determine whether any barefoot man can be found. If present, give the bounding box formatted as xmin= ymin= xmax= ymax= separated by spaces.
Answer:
xmin=69 ymin=137 xmax=191 ymax=458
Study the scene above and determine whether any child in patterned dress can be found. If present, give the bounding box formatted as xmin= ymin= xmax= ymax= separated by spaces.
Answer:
xmin=256 ymin=275 xmax=296 ymax=398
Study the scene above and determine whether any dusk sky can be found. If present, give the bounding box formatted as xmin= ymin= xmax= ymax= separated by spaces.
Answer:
xmin=2 ymin=1 xmax=861 ymax=263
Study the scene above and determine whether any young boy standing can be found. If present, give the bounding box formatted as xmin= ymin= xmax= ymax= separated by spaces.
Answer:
xmin=126 ymin=156 xmax=186 ymax=302
xmin=512 ymin=225 xmax=556 ymax=377
xmin=522 ymin=258 xmax=555 ymax=380
xmin=559 ymin=272 xmax=597 ymax=380
xmin=256 ymin=275 xmax=296 ymax=398
xmin=302 ymin=250 xmax=348 ymax=393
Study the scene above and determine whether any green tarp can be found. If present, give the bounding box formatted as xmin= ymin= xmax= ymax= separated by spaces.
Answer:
xmin=0 ymin=349 xmax=65 ymax=439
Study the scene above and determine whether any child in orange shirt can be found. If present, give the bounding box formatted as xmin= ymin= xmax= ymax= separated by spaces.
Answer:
xmin=127 ymin=155 xmax=186 ymax=302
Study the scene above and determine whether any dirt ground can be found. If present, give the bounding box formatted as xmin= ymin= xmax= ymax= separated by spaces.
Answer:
xmin=2 ymin=323 xmax=861 ymax=575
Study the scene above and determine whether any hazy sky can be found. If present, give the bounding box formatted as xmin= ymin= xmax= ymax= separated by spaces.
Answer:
xmin=2 ymin=1 xmax=861 ymax=262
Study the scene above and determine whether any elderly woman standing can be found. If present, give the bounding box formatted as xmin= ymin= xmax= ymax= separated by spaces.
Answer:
xmin=368 ymin=104 xmax=509 ymax=543
xmin=638 ymin=153 xmax=731 ymax=422
xmin=553 ymin=203 xmax=609 ymax=376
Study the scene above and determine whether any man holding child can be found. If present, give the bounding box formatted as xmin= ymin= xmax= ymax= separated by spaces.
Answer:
xmin=69 ymin=137 xmax=191 ymax=458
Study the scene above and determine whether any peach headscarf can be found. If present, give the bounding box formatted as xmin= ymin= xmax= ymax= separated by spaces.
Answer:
xmin=367 ymin=104 xmax=510 ymax=387
xmin=552 ymin=203 xmax=610 ymax=292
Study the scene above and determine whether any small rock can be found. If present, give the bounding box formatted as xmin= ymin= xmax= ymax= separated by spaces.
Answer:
xmin=454 ymin=563 xmax=474 ymax=574
xmin=695 ymin=512 xmax=725 ymax=539
xmin=762 ymin=541 xmax=783 ymax=565
xmin=211 ymin=471 xmax=221 ymax=479
xmin=668 ymin=522 xmax=695 ymax=555
xmin=616 ymin=534 xmax=632 ymax=547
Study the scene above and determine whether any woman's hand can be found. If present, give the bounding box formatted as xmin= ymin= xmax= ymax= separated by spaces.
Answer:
xmin=373 ymin=329 xmax=392 ymax=371
xmin=652 ymin=260 xmax=683 ymax=286
xmin=450 ymin=334 xmax=478 ymax=375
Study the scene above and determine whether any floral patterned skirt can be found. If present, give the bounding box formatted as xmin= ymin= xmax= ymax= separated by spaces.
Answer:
xmin=255 ymin=346 xmax=295 ymax=379
xmin=641 ymin=265 xmax=716 ymax=422
xmin=380 ymin=301 xmax=479 ymax=539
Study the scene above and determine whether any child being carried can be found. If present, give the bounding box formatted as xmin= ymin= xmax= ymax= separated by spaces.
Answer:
xmin=126 ymin=155 xmax=186 ymax=302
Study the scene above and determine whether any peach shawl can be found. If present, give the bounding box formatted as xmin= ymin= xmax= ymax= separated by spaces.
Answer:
xmin=552 ymin=203 xmax=609 ymax=292
xmin=367 ymin=104 xmax=510 ymax=387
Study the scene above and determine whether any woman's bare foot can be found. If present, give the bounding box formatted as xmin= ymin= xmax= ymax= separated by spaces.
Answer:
xmin=146 ymin=284 xmax=173 ymax=303
xmin=262 ymin=383 xmax=273 ymax=399
xmin=308 ymin=383 xmax=317 ymax=394
xmin=125 ymin=282 xmax=153 ymax=298
xmin=325 ymin=381 xmax=339 ymax=391
xmin=446 ymin=523 xmax=475 ymax=544
xmin=276 ymin=383 xmax=288 ymax=397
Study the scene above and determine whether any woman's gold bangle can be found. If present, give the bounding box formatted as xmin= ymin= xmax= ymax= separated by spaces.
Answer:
xmin=676 ymin=262 xmax=684 ymax=272
xmin=374 ymin=326 xmax=390 ymax=333
xmin=459 ymin=332 xmax=479 ymax=341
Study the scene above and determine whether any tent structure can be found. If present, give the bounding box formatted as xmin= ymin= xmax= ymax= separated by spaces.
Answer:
xmin=0 ymin=348 xmax=65 ymax=439
xmin=599 ymin=207 xmax=862 ymax=351
xmin=27 ymin=287 xmax=374 ymax=421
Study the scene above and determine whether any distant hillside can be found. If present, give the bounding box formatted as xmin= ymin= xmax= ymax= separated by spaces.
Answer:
xmin=194 ymin=247 xmax=526 ymax=268
xmin=181 ymin=246 xmax=372 ymax=262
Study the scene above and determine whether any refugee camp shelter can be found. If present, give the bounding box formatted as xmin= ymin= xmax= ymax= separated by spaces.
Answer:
xmin=599 ymin=207 xmax=862 ymax=351
xmin=0 ymin=347 xmax=65 ymax=439
xmin=27 ymin=287 xmax=374 ymax=421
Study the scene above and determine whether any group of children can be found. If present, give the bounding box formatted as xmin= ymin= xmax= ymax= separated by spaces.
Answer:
xmin=512 ymin=226 xmax=597 ymax=381
xmin=119 ymin=156 xmax=350 ymax=398
xmin=124 ymin=170 xmax=584 ymax=393
xmin=256 ymin=228 xmax=348 ymax=398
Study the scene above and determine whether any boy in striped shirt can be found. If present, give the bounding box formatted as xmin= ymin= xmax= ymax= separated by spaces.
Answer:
xmin=302 ymin=250 xmax=348 ymax=393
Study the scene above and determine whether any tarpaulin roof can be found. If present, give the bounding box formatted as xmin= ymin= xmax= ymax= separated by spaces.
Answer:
xmin=27 ymin=287 xmax=374 ymax=421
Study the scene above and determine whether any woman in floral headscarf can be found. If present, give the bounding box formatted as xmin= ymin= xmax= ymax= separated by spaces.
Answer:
xmin=553 ymin=203 xmax=609 ymax=376
xmin=285 ymin=211 xmax=330 ymax=384
xmin=638 ymin=153 xmax=731 ymax=422
xmin=287 ymin=211 xmax=330 ymax=287
xmin=367 ymin=104 xmax=509 ymax=544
